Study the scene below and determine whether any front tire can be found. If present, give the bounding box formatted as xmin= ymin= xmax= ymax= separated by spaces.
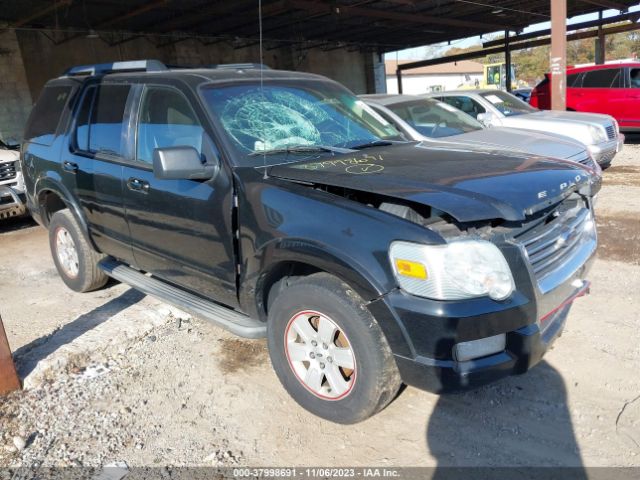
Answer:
xmin=49 ymin=209 xmax=108 ymax=292
xmin=267 ymin=273 xmax=401 ymax=424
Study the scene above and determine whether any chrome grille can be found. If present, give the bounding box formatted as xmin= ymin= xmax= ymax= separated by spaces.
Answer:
xmin=0 ymin=161 xmax=17 ymax=182
xmin=605 ymin=124 xmax=615 ymax=140
xmin=515 ymin=202 xmax=597 ymax=293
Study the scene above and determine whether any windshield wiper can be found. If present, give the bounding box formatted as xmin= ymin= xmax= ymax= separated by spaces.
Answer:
xmin=350 ymin=140 xmax=394 ymax=150
xmin=249 ymin=145 xmax=355 ymax=156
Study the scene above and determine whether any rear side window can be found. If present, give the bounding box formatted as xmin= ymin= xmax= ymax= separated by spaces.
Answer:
xmin=567 ymin=73 xmax=580 ymax=87
xmin=74 ymin=84 xmax=131 ymax=156
xmin=439 ymin=96 xmax=485 ymax=118
xmin=24 ymin=86 xmax=72 ymax=145
xmin=631 ymin=68 xmax=640 ymax=88
xmin=581 ymin=69 xmax=622 ymax=88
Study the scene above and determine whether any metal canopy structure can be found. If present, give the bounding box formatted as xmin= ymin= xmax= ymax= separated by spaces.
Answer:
xmin=1 ymin=0 xmax=639 ymax=52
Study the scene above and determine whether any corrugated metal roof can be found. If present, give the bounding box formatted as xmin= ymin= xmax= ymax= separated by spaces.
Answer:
xmin=1 ymin=0 xmax=638 ymax=53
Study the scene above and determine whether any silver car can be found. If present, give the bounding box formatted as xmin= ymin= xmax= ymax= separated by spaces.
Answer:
xmin=360 ymin=94 xmax=599 ymax=172
xmin=426 ymin=89 xmax=624 ymax=168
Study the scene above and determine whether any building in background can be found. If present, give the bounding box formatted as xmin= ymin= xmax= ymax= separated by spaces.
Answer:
xmin=385 ymin=60 xmax=484 ymax=94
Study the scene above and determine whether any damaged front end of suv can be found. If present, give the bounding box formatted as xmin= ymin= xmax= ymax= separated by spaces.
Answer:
xmin=240 ymin=140 xmax=599 ymax=393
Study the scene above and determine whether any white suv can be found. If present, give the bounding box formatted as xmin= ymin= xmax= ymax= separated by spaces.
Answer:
xmin=0 ymin=140 xmax=27 ymax=220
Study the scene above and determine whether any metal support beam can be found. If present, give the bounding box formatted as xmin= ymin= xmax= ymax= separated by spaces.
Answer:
xmin=482 ymin=11 xmax=640 ymax=48
xmin=397 ymin=20 xmax=640 ymax=74
xmin=595 ymin=10 xmax=606 ymax=64
xmin=97 ymin=0 xmax=170 ymax=28
xmin=551 ymin=0 xmax=567 ymax=111
xmin=581 ymin=0 xmax=628 ymax=10
xmin=505 ymin=30 xmax=512 ymax=92
xmin=397 ymin=69 xmax=403 ymax=94
xmin=0 ymin=314 xmax=20 ymax=395
xmin=288 ymin=0 xmax=509 ymax=31
xmin=12 ymin=0 xmax=72 ymax=28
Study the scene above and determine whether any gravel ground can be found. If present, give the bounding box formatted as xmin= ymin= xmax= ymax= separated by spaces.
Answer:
xmin=0 ymin=139 xmax=639 ymax=470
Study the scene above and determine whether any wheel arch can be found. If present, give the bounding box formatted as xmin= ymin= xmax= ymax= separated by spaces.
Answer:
xmin=243 ymin=241 xmax=413 ymax=358
xmin=35 ymin=178 xmax=97 ymax=250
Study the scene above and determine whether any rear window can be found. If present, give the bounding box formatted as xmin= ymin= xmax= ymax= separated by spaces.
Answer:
xmin=75 ymin=84 xmax=131 ymax=157
xmin=581 ymin=68 xmax=622 ymax=88
xmin=24 ymin=85 xmax=73 ymax=145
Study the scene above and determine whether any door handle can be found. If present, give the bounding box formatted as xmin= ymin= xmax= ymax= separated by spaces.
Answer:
xmin=62 ymin=161 xmax=78 ymax=173
xmin=127 ymin=177 xmax=149 ymax=193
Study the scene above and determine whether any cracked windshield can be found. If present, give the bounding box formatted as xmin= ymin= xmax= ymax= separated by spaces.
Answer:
xmin=202 ymin=82 xmax=400 ymax=166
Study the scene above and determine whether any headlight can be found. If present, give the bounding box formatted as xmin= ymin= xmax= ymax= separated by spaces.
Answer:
xmin=588 ymin=125 xmax=607 ymax=143
xmin=389 ymin=239 xmax=515 ymax=301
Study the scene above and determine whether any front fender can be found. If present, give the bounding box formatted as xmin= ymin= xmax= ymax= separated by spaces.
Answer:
xmin=235 ymin=171 xmax=443 ymax=359
xmin=249 ymin=236 xmax=391 ymax=304
xmin=240 ymin=237 xmax=415 ymax=358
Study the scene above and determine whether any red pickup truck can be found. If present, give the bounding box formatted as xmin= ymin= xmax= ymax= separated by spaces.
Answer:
xmin=530 ymin=63 xmax=640 ymax=132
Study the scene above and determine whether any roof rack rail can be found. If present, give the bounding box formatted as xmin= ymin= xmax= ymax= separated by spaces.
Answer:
xmin=210 ymin=63 xmax=271 ymax=70
xmin=63 ymin=60 xmax=168 ymax=76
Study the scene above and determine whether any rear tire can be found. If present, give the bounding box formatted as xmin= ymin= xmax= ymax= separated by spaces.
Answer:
xmin=267 ymin=273 xmax=401 ymax=424
xmin=49 ymin=209 xmax=108 ymax=292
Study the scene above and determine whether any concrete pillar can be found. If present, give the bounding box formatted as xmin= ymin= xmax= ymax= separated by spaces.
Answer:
xmin=371 ymin=53 xmax=387 ymax=94
xmin=550 ymin=0 xmax=567 ymax=111
xmin=505 ymin=30 xmax=512 ymax=92
xmin=0 ymin=27 xmax=33 ymax=141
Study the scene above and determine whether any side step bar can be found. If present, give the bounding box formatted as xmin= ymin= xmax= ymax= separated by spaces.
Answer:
xmin=99 ymin=258 xmax=266 ymax=339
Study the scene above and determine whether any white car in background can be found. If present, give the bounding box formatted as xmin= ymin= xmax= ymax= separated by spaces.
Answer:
xmin=426 ymin=89 xmax=624 ymax=168
xmin=360 ymin=94 xmax=600 ymax=173
xmin=0 ymin=139 xmax=27 ymax=220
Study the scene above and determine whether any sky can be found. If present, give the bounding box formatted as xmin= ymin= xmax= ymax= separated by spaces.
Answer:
xmin=386 ymin=3 xmax=640 ymax=60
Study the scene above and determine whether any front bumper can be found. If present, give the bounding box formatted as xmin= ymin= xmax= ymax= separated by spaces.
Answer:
xmin=368 ymin=252 xmax=594 ymax=393
xmin=0 ymin=185 xmax=27 ymax=219
xmin=588 ymin=134 xmax=624 ymax=166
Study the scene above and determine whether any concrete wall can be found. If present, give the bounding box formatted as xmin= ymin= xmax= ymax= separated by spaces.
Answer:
xmin=0 ymin=28 xmax=32 ymax=141
xmin=15 ymin=29 xmax=370 ymax=105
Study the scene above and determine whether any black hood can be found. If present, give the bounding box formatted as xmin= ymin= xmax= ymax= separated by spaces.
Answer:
xmin=268 ymin=142 xmax=594 ymax=222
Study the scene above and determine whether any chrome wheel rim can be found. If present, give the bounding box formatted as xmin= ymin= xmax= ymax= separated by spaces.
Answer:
xmin=55 ymin=227 xmax=79 ymax=279
xmin=284 ymin=310 xmax=356 ymax=400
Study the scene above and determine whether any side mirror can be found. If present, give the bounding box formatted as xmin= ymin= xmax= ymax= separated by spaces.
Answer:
xmin=476 ymin=112 xmax=494 ymax=127
xmin=152 ymin=146 xmax=217 ymax=180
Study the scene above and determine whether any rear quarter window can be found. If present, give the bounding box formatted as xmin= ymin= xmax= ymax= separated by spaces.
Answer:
xmin=24 ymin=85 xmax=73 ymax=145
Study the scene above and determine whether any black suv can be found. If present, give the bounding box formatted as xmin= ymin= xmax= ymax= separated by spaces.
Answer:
xmin=22 ymin=60 xmax=599 ymax=424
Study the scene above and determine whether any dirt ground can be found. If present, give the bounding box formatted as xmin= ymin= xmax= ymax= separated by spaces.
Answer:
xmin=0 ymin=140 xmax=639 ymax=470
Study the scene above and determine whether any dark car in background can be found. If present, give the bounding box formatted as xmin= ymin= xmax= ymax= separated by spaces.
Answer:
xmin=530 ymin=63 xmax=640 ymax=132
xmin=22 ymin=60 xmax=598 ymax=424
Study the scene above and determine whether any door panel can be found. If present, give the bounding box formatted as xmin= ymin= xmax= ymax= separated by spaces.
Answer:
xmin=622 ymin=67 xmax=640 ymax=128
xmin=123 ymin=85 xmax=237 ymax=306
xmin=64 ymin=84 xmax=134 ymax=263
xmin=574 ymin=68 xmax=625 ymax=119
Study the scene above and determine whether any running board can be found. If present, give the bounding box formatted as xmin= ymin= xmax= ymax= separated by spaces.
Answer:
xmin=99 ymin=258 xmax=266 ymax=339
